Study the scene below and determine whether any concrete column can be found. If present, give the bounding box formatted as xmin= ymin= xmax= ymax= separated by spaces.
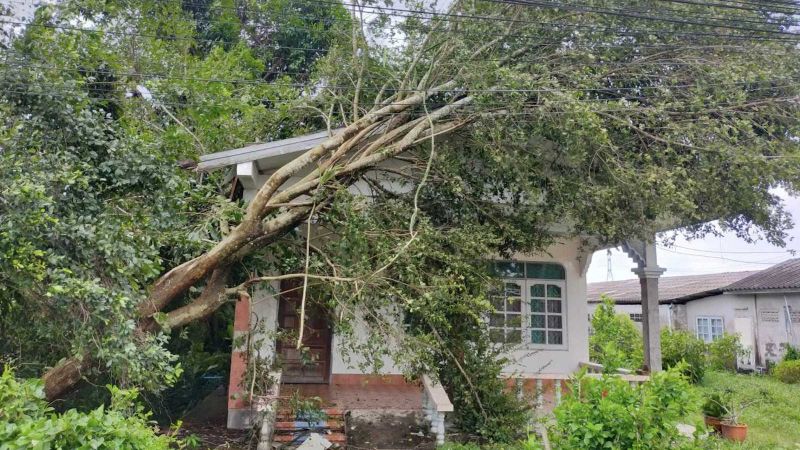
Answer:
xmin=635 ymin=269 xmax=665 ymax=372
xmin=625 ymin=239 xmax=665 ymax=373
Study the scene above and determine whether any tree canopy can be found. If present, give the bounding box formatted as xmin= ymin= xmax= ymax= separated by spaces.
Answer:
xmin=1 ymin=0 xmax=798 ymax=426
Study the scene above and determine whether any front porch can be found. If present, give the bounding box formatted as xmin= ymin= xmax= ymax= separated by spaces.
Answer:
xmin=281 ymin=378 xmax=424 ymax=412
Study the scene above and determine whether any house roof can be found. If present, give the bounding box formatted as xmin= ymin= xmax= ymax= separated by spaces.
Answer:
xmin=724 ymin=258 xmax=800 ymax=292
xmin=587 ymin=270 xmax=758 ymax=305
xmin=197 ymin=130 xmax=335 ymax=172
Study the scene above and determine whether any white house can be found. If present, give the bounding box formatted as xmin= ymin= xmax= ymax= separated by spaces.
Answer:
xmin=588 ymin=259 xmax=800 ymax=370
xmin=198 ymin=130 xmax=663 ymax=432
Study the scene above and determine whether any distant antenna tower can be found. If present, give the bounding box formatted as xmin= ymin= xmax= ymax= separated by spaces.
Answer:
xmin=606 ymin=249 xmax=614 ymax=281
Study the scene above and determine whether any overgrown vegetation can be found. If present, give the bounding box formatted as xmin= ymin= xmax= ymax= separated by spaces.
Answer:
xmin=551 ymin=367 xmax=698 ymax=449
xmin=772 ymin=360 xmax=800 ymax=384
xmin=0 ymin=367 xmax=191 ymax=449
xmin=707 ymin=334 xmax=746 ymax=372
xmin=662 ymin=329 xmax=710 ymax=383
xmin=697 ymin=371 xmax=800 ymax=449
xmin=589 ymin=297 xmax=644 ymax=371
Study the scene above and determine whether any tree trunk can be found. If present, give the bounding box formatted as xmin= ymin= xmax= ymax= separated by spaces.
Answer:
xmin=40 ymin=86 xmax=472 ymax=400
xmin=43 ymin=355 xmax=87 ymax=401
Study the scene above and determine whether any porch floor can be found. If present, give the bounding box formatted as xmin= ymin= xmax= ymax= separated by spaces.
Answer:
xmin=281 ymin=382 xmax=424 ymax=411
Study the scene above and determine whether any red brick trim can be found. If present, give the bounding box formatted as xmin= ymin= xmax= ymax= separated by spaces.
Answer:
xmin=227 ymin=292 xmax=251 ymax=426
xmin=330 ymin=374 xmax=415 ymax=386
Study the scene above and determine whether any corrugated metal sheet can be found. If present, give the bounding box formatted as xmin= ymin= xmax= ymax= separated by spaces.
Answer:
xmin=587 ymin=271 xmax=758 ymax=305
xmin=724 ymin=258 xmax=800 ymax=291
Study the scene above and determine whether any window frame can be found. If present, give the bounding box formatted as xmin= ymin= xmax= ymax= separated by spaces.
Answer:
xmin=488 ymin=281 xmax=525 ymax=345
xmin=696 ymin=316 xmax=724 ymax=343
xmin=526 ymin=279 xmax=568 ymax=350
xmin=487 ymin=261 xmax=568 ymax=351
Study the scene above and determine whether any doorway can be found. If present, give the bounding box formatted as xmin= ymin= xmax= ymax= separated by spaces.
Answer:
xmin=276 ymin=279 xmax=332 ymax=383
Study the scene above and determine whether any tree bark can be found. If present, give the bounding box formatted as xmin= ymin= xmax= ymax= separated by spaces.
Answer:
xmin=43 ymin=355 xmax=87 ymax=401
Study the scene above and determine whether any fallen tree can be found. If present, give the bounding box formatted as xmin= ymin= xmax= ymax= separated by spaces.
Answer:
xmin=1 ymin=0 xmax=798 ymax=403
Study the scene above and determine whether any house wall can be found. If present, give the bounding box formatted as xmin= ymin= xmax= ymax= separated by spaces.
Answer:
xmin=245 ymin=236 xmax=594 ymax=378
xmin=683 ymin=292 xmax=800 ymax=367
xmin=586 ymin=302 xmax=672 ymax=330
xmin=242 ymin=178 xmax=593 ymax=378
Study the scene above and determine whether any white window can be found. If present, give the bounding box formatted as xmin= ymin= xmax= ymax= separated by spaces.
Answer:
xmin=696 ymin=316 xmax=724 ymax=343
xmin=629 ymin=313 xmax=643 ymax=323
xmin=488 ymin=262 xmax=567 ymax=349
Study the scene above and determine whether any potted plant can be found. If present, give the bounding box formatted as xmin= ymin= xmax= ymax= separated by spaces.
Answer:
xmin=719 ymin=389 xmax=769 ymax=442
xmin=720 ymin=403 xmax=748 ymax=442
xmin=701 ymin=393 xmax=727 ymax=433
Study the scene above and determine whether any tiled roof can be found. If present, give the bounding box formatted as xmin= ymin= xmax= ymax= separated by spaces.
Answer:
xmin=724 ymin=258 xmax=800 ymax=292
xmin=587 ymin=270 xmax=759 ymax=305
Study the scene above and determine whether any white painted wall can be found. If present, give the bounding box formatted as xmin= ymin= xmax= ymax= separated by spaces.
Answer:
xmin=683 ymin=292 xmax=800 ymax=366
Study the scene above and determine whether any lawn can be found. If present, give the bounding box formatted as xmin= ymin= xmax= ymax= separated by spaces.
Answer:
xmin=695 ymin=371 xmax=800 ymax=449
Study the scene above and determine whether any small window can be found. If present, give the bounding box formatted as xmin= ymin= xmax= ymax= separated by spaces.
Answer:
xmin=696 ymin=316 xmax=724 ymax=343
xmin=629 ymin=313 xmax=643 ymax=322
xmin=491 ymin=261 xmax=525 ymax=278
xmin=526 ymin=263 xmax=566 ymax=280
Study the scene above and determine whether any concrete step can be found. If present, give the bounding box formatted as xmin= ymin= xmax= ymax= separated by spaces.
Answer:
xmin=273 ymin=432 xmax=347 ymax=444
xmin=275 ymin=419 xmax=344 ymax=432
xmin=276 ymin=408 xmax=344 ymax=420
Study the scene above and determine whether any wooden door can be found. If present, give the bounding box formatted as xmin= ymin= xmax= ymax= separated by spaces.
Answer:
xmin=276 ymin=279 xmax=332 ymax=383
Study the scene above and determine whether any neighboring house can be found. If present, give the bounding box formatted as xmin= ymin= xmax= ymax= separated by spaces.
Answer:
xmin=588 ymin=259 xmax=800 ymax=370
xmin=198 ymin=131 xmax=661 ymax=431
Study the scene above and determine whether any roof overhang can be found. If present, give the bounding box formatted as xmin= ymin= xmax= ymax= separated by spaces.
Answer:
xmin=198 ymin=130 xmax=337 ymax=172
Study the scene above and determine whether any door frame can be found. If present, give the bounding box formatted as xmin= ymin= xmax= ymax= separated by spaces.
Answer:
xmin=275 ymin=279 xmax=333 ymax=384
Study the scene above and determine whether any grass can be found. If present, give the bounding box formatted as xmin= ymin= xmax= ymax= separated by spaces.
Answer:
xmin=695 ymin=371 xmax=800 ymax=449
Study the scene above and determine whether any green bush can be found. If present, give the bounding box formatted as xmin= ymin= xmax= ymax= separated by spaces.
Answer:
xmin=772 ymin=360 xmax=800 ymax=384
xmin=707 ymin=333 xmax=745 ymax=372
xmin=0 ymin=366 xmax=189 ymax=449
xmin=783 ymin=344 xmax=800 ymax=362
xmin=589 ymin=297 xmax=644 ymax=371
xmin=551 ymin=367 xmax=697 ymax=450
xmin=439 ymin=435 xmax=543 ymax=450
xmin=438 ymin=335 xmax=531 ymax=443
xmin=661 ymin=328 xmax=707 ymax=383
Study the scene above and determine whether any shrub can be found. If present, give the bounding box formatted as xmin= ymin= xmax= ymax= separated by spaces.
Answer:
xmin=701 ymin=392 xmax=728 ymax=418
xmin=772 ymin=360 xmax=800 ymax=384
xmin=589 ymin=297 xmax=644 ymax=371
xmin=438 ymin=332 xmax=531 ymax=443
xmin=783 ymin=344 xmax=800 ymax=362
xmin=0 ymin=366 xmax=188 ymax=449
xmin=707 ymin=333 xmax=745 ymax=372
xmin=551 ymin=367 xmax=697 ymax=450
xmin=661 ymin=328 xmax=707 ymax=383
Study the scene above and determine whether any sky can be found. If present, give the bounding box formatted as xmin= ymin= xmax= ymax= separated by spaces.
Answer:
xmin=586 ymin=191 xmax=800 ymax=283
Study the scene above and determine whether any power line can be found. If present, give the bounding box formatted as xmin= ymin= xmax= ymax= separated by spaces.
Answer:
xmin=657 ymin=245 xmax=789 ymax=264
xmin=667 ymin=243 xmax=797 ymax=254
xmin=3 ymin=1 xmax=800 ymax=48
xmin=2 ymin=57 xmax=797 ymax=95
xmin=492 ymin=0 xmax=800 ymax=37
